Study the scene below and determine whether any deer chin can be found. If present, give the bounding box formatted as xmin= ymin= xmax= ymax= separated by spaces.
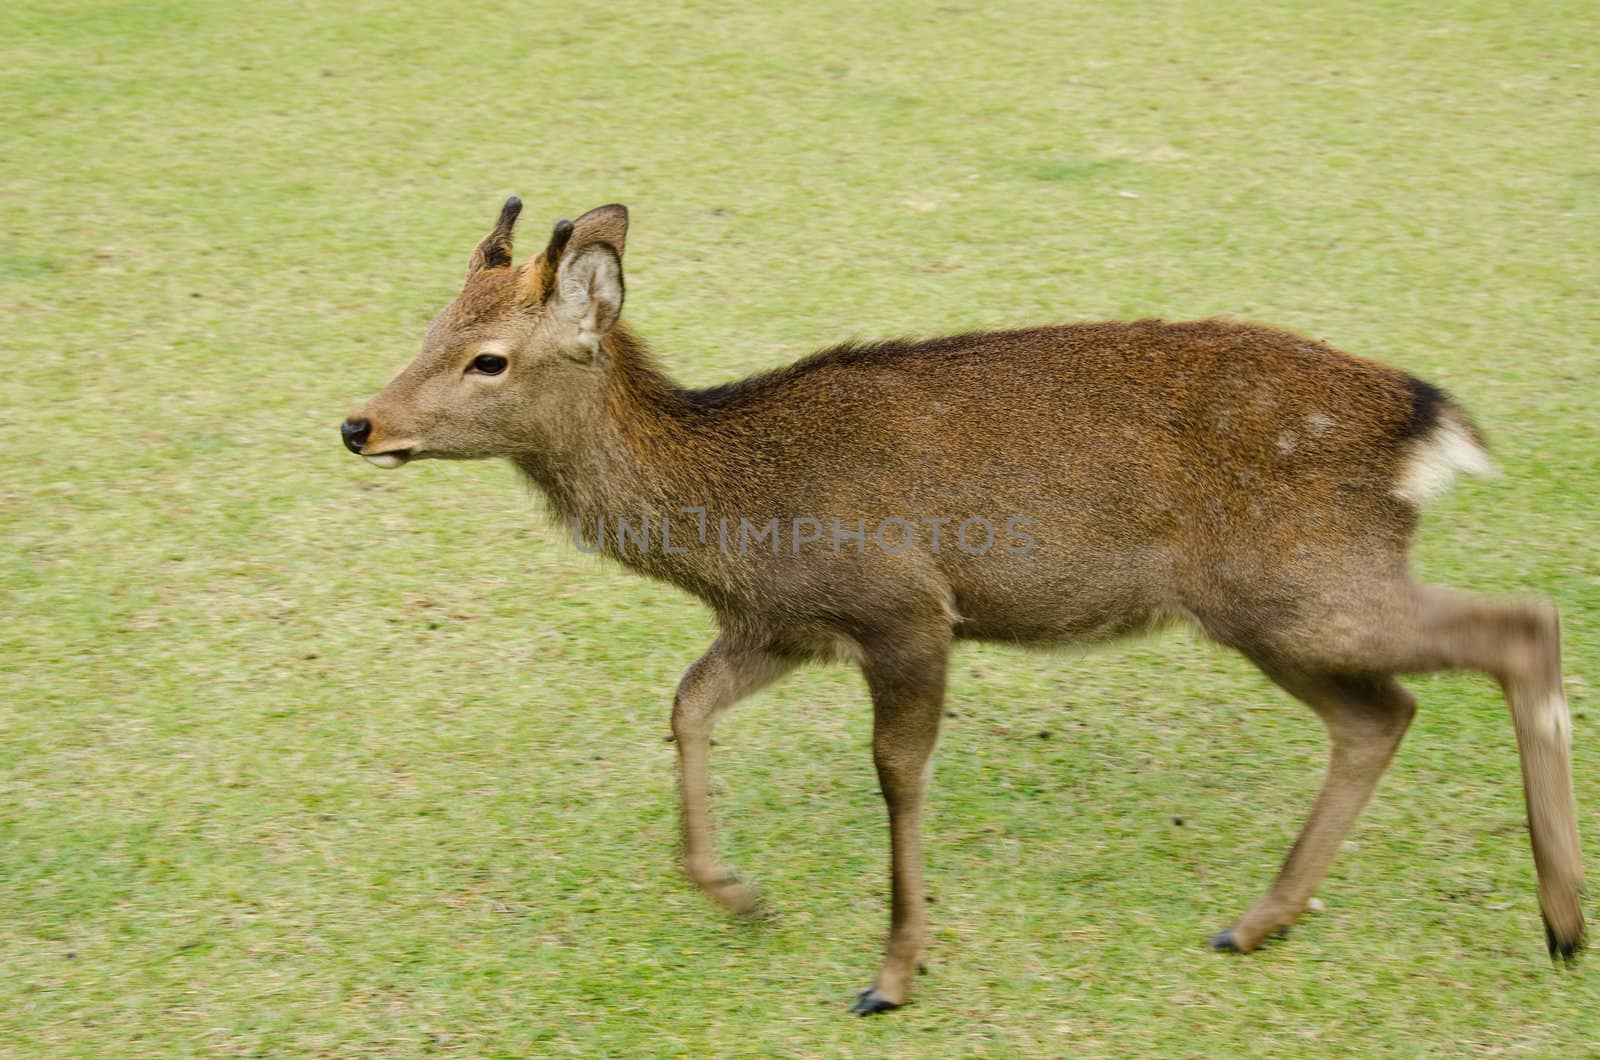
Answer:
xmin=364 ymin=450 xmax=412 ymax=469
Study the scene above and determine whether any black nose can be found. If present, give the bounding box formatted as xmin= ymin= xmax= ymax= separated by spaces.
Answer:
xmin=341 ymin=418 xmax=371 ymax=454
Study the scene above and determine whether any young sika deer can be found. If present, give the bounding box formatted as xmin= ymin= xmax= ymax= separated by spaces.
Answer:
xmin=343 ymin=198 xmax=1584 ymax=1013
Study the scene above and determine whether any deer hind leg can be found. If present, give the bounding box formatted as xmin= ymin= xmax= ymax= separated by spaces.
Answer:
xmin=1211 ymin=667 xmax=1416 ymax=953
xmin=1366 ymin=586 xmax=1584 ymax=959
xmin=1214 ymin=583 xmax=1583 ymax=959
xmin=672 ymin=637 xmax=793 ymax=914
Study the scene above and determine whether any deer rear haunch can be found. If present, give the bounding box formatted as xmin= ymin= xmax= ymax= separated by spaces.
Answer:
xmin=343 ymin=197 xmax=1585 ymax=1013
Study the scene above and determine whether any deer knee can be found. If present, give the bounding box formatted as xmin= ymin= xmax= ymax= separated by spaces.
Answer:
xmin=1498 ymin=600 xmax=1560 ymax=685
xmin=1382 ymin=685 xmax=1418 ymax=734
xmin=1320 ymin=676 xmax=1416 ymax=759
xmin=672 ymin=658 xmax=723 ymax=731
xmin=671 ymin=693 xmax=714 ymax=745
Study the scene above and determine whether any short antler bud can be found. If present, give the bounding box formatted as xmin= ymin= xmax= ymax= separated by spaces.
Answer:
xmin=467 ymin=195 xmax=524 ymax=276
xmin=523 ymin=218 xmax=577 ymax=302
xmin=545 ymin=218 xmax=575 ymax=264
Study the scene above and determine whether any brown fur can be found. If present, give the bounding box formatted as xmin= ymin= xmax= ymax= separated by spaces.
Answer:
xmin=346 ymin=200 xmax=1585 ymax=1013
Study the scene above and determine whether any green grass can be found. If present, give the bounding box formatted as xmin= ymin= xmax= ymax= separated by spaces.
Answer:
xmin=3 ymin=1 xmax=1598 ymax=1055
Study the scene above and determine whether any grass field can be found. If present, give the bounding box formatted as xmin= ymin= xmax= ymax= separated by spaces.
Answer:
xmin=4 ymin=1 xmax=1598 ymax=1055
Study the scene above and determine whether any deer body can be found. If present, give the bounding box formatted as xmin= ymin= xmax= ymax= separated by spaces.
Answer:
xmin=345 ymin=199 xmax=1584 ymax=1014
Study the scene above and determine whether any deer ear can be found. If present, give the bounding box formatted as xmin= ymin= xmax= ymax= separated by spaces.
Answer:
xmin=552 ymin=242 xmax=623 ymax=361
xmin=520 ymin=205 xmax=628 ymax=304
xmin=569 ymin=203 xmax=627 ymax=258
xmin=466 ymin=196 xmax=522 ymax=277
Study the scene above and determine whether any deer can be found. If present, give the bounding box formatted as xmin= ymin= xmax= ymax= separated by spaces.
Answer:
xmin=341 ymin=197 xmax=1585 ymax=1014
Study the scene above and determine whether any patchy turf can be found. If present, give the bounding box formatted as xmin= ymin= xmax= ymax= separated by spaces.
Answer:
xmin=2 ymin=1 xmax=1596 ymax=1055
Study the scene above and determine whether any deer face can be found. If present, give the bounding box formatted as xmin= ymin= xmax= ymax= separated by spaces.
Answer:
xmin=342 ymin=198 xmax=627 ymax=468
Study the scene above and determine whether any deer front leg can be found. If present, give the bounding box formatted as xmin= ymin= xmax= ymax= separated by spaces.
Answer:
xmin=851 ymin=634 xmax=950 ymax=1015
xmin=672 ymin=637 xmax=792 ymax=913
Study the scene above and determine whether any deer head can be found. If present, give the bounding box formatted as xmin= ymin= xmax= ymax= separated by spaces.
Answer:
xmin=342 ymin=198 xmax=629 ymax=468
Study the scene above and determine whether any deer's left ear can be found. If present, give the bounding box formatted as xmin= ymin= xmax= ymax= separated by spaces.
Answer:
xmin=551 ymin=242 xmax=624 ymax=361
xmin=466 ymin=196 xmax=522 ymax=277
xmin=568 ymin=203 xmax=627 ymax=258
xmin=520 ymin=204 xmax=627 ymax=305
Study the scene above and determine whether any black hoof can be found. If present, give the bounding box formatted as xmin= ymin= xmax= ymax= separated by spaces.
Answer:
xmin=849 ymin=989 xmax=901 ymax=1016
xmin=1544 ymin=916 xmax=1584 ymax=965
xmin=1208 ymin=929 xmax=1241 ymax=952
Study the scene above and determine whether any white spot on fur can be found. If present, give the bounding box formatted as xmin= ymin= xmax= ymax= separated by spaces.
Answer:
xmin=941 ymin=588 xmax=963 ymax=627
xmin=1305 ymin=411 xmax=1334 ymax=437
xmin=1276 ymin=431 xmax=1298 ymax=455
xmin=1394 ymin=418 xmax=1494 ymax=504
xmin=1538 ymin=693 xmax=1574 ymax=749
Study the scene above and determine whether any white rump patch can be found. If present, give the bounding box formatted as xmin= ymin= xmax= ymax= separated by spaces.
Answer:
xmin=1393 ymin=418 xmax=1494 ymax=505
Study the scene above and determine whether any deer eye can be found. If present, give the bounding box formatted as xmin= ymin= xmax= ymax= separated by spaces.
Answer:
xmin=469 ymin=353 xmax=508 ymax=375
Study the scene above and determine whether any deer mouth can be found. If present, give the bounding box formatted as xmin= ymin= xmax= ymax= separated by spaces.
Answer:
xmin=363 ymin=449 xmax=412 ymax=469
